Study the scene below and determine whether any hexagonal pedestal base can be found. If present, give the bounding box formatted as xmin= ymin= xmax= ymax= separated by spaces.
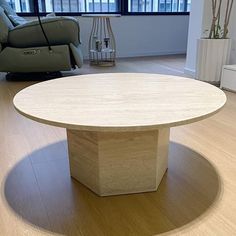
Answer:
xmin=67 ymin=128 xmax=169 ymax=196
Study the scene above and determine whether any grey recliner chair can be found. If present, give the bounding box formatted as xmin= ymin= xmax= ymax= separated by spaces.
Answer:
xmin=0 ymin=0 xmax=83 ymax=75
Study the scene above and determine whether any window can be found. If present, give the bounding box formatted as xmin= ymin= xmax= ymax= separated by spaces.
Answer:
xmin=7 ymin=0 xmax=119 ymax=13
xmin=7 ymin=0 xmax=190 ymax=15
xmin=128 ymin=0 xmax=190 ymax=13
xmin=8 ymin=0 xmax=31 ymax=12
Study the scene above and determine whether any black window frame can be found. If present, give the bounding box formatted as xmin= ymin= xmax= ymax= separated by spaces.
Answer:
xmin=17 ymin=0 xmax=190 ymax=17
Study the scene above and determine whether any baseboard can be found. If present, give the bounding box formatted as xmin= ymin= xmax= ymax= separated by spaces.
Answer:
xmin=221 ymin=87 xmax=236 ymax=93
xmin=116 ymin=50 xmax=187 ymax=58
xmin=82 ymin=51 xmax=187 ymax=60
xmin=184 ymin=67 xmax=196 ymax=78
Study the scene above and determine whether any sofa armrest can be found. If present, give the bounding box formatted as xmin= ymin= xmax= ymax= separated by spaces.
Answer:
xmin=0 ymin=6 xmax=14 ymax=43
xmin=8 ymin=17 xmax=81 ymax=48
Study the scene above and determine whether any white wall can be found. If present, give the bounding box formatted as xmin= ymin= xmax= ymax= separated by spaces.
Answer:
xmin=26 ymin=15 xmax=189 ymax=59
xmin=184 ymin=0 xmax=205 ymax=76
xmin=77 ymin=15 xmax=189 ymax=59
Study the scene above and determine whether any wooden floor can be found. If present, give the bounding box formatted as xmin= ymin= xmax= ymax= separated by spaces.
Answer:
xmin=0 ymin=55 xmax=236 ymax=236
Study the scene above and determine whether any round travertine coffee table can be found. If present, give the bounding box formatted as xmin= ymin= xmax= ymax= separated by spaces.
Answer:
xmin=13 ymin=73 xmax=226 ymax=196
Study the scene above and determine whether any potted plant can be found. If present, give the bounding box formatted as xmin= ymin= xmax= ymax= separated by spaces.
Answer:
xmin=196 ymin=0 xmax=234 ymax=84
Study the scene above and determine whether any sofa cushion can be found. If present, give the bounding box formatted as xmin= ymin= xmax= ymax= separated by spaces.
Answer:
xmin=8 ymin=14 xmax=28 ymax=26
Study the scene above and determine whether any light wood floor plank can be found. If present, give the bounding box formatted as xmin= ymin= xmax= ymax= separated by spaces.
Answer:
xmin=1 ymin=55 xmax=236 ymax=235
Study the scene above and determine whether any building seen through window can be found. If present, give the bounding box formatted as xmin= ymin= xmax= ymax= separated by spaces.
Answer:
xmin=129 ymin=0 xmax=191 ymax=13
xmin=7 ymin=0 xmax=190 ymax=14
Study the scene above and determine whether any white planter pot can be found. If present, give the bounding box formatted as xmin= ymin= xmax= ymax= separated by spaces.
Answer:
xmin=196 ymin=39 xmax=231 ymax=83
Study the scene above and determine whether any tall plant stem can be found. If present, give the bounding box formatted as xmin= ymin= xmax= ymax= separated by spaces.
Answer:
xmin=215 ymin=0 xmax=222 ymax=38
xmin=223 ymin=0 xmax=234 ymax=38
xmin=209 ymin=0 xmax=222 ymax=38
xmin=209 ymin=0 xmax=217 ymax=38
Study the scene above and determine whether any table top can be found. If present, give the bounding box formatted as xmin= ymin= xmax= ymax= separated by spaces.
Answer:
xmin=13 ymin=73 xmax=226 ymax=132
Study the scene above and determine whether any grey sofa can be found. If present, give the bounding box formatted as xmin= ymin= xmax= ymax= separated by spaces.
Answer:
xmin=0 ymin=0 xmax=83 ymax=73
